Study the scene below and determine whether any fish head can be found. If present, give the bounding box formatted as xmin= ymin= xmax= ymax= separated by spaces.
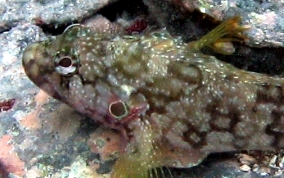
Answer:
xmin=22 ymin=25 xmax=149 ymax=128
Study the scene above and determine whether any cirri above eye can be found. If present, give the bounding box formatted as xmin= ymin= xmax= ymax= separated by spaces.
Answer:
xmin=54 ymin=54 xmax=79 ymax=76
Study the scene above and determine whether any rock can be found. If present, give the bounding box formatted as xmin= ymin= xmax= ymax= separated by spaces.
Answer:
xmin=0 ymin=0 xmax=117 ymax=32
xmin=182 ymin=0 xmax=284 ymax=47
xmin=1 ymin=0 xmax=284 ymax=177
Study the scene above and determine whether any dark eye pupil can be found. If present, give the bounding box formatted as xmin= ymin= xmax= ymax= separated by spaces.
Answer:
xmin=109 ymin=101 xmax=128 ymax=120
xmin=59 ymin=57 xmax=72 ymax=67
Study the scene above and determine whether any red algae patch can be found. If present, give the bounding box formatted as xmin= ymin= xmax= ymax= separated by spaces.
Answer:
xmin=34 ymin=89 xmax=49 ymax=106
xmin=88 ymin=127 xmax=126 ymax=161
xmin=17 ymin=90 xmax=49 ymax=130
xmin=20 ymin=109 xmax=41 ymax=130
xmin=0 ymin=99 xmax=15 ymax=112
xmin=0 ymin=135 xmax=25 ymax=176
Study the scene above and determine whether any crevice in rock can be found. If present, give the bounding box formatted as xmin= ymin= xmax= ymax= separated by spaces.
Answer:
xmin=37 ymin=21 xmax=76 ymax=36
xmin=0 ymin=21 xmax=16 ymax=34
xmin=97 ymin=0 xmax=148 ymax=22
xmin=35 ymin=0 xmax=149 ymax=36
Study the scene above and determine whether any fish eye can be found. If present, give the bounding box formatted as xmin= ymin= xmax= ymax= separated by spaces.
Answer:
xmin=54 ymin=55 xmax=79 ymax=76
xmin=109 ymin=100 xmax=128 ymax=120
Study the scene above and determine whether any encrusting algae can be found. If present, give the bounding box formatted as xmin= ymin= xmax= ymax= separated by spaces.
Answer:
xmin=23 ymin=15 xmax=284 ymax=178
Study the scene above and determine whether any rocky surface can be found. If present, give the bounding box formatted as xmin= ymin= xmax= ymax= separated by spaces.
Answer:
xmin=0 ymin=0 xmax=117 ymax=32
xmin=144 ymin=0 xmax=284 ymax=47
xmin=185 ymin=0 xmax=284 ymax=47
xmin=1 ymin=0 xmax=284 ymax=177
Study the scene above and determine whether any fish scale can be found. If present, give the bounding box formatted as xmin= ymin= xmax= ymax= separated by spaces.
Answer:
xmin=22 ymin=17 xmax=284 ymax=177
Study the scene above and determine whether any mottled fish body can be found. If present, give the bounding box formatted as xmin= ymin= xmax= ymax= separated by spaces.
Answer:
xmin=22 ymin=17 xmax=284 ymax=177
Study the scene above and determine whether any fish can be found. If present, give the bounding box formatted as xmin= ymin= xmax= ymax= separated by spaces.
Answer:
xmin=22 ymin=16 xmax=284 ymax=177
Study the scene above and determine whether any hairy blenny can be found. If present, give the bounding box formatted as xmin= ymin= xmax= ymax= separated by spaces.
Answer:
xmin=22 ymin=16 xmax=284 ymax=177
